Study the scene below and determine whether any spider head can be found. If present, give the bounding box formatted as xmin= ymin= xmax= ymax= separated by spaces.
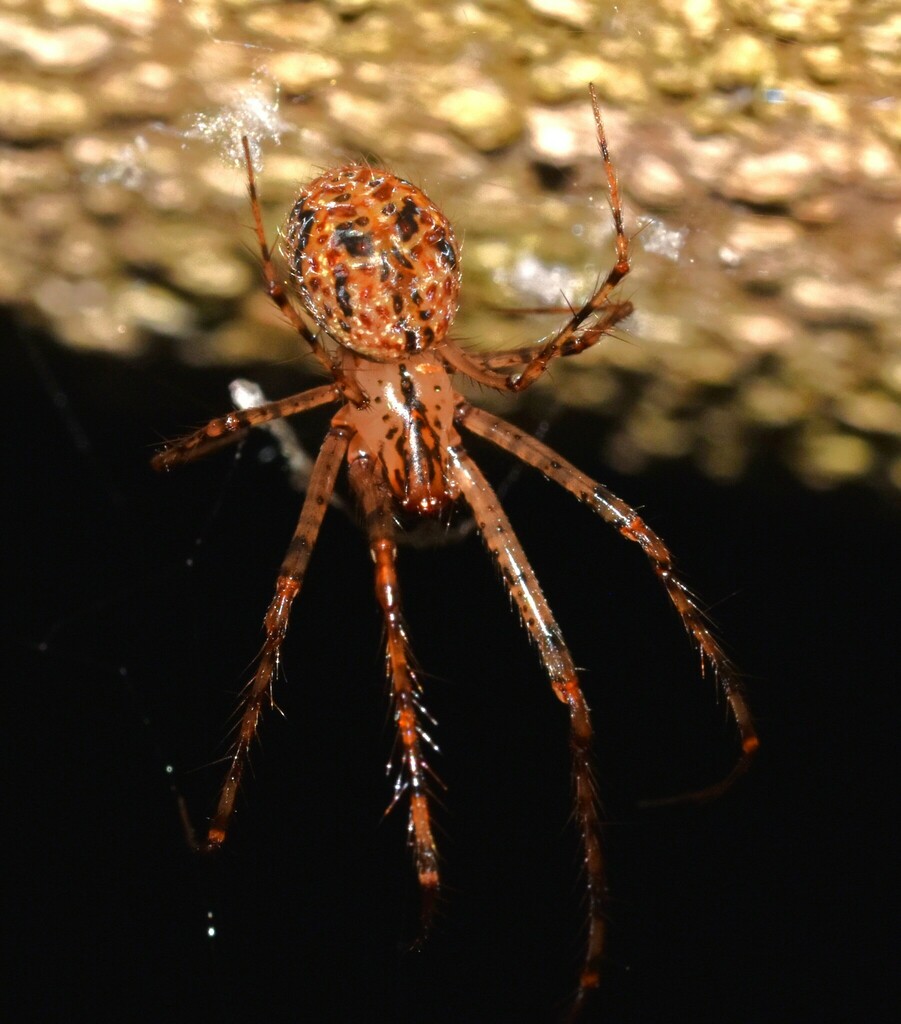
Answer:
xmin=283 ymin=165 xmax=461 ymax=362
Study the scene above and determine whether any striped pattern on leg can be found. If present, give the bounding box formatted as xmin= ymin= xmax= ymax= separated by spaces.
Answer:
xmin=457 ymin=403 xmax=758 ymax=802
xmin=152 ymin=383 xmax=341 ymax=470
xmin=450 ymin=446 xmax=606 ymax=1009
xmin=205 ymin=428 xmax=349 ymax=849
xmin=348 ymin=457 xmax=440 ymax=931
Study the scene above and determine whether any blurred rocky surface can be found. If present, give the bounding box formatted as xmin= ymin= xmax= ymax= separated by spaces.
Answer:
xmin=1 ymin=0 xmax=899 ymax=492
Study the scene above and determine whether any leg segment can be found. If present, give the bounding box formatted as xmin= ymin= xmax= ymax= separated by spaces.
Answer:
xmin=347 ymin=457 xmax=440 ymax=931
xmin=205 ymin=427 xmax=349 ymax=850
xmin=446 ymin=325 xmax=631 ymax=375
xmin=457 ymin=403 xmax=759 ymax=801
xmin=437 ymin=84 xmax=631 ymax=394
xmin=241 ymin=138 xmax=366 ymax=405
xmin=449 ymin=446 xmax=606 ymax=1009
xmin=151 ymin=382 xmax=340 ymax=470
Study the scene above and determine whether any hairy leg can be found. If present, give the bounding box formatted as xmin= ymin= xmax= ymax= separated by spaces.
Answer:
xmin=152 ymin=382 xmax=341 ymax=470
xmin=457 ymin=403 xmax=759 ymax=801
xmin=450 ymin=445 xmax=606 ymax=1012
xmin=241 ymin=138 xmax=366 ymax=405
xmin=205 ymin=427 xmax=349 ymax=849
xmin=446 ymin=308 xmax=634 ymax=377
xmin=438 ymin=84 xmax=631 ymax=394
xmin=348 ymin=457 xmax=441 ymax=931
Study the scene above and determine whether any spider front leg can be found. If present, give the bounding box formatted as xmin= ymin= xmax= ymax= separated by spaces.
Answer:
xmin=348 ymin=458 xmax=441 ymax=932
xmin=151 ymin=383 xmax=340 ymax=470
xmin=458 ymin=404 xmax=759 ymax=802
xmin=240 ymin=138 xmax=366 ymax=406
xmin=439 ymin=84 xmax=631 ymax=394
xmin=205 ymin=427 xmax=349 ymax=850
xmin=449 ymin=446 xmax=606 ymax=1014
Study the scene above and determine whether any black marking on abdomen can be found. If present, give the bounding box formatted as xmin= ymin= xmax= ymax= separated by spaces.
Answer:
xmin=334 ymin=267 xmax=353 ymax=317
xmin=334 ymin=223 xmax=374 ymax=258
xmin=391 ymin=247 xmax=414 ymax=270
xmin=290 ymin=204 xmax=315 ymax=262
xmin=436 ymin=232 xmax=457 ymax=269
xmin=396 ymin=196 xmax=420 ymax=241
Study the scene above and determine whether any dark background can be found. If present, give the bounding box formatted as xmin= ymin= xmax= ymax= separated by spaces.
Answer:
xmin=6 ymin=329 xmax=896 ymax=1023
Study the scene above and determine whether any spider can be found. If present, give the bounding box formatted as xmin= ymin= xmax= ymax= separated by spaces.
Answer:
xmin=153 ymin=86 xmax=758 ymax=1016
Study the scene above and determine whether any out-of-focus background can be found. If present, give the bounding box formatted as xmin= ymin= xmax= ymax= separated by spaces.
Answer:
xmin=2 ymin=0 xmax=899 ymax=490
xmin=4 ymin=2 xmax=898 ymax=1022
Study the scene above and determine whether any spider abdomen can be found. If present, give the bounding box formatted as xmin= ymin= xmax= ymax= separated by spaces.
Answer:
xmin=284 ymin=166 xmax=461 ymax=361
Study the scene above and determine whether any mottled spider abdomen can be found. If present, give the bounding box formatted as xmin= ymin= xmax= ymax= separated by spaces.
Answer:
xmin=284 ymin=166 xmax=461 ymax=361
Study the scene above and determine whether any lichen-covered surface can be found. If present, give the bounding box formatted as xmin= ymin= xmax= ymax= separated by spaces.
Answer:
xmin=1 ymin=0 xmax=899 ymax=490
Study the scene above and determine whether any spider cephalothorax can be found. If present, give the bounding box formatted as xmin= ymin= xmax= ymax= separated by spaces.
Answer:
xmin=154 ymin=87 xmax=756 ymax=1020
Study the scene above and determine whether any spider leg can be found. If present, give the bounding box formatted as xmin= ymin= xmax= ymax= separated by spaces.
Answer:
xmin=152 ymin=382 xmax=341 ymax=470
xmin=454 ymin=312 xmax=634 ymax=376
xmin=240 ymin=138 xmax=366 ymax=406
xmin=457 ymin=403 xmax=759 ymax=802
xmin=205 ymin=427 xmax=349 ymax=850
xmin=347 ymin=457 xmax=441 ymax=934
xmin=438 ymin=83 xmax=631 ymax=393
xmin=449 ymin=446 xmax=606 ymax=1011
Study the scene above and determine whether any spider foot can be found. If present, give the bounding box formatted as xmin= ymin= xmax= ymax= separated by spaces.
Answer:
xmin=202 ymin=827 xmax=227 ymax=853
xmin=410 ymin=895 xmax=438 ymax=951
xmin=565 ymin=973 xmax=601 ymax=1024
xmin=638 ymin=743 xmax=757 ymax=809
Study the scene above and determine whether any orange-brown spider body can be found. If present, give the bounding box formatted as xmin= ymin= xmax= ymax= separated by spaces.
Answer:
xmin=333 ymin=351 xmax=461 ymax=515
xmin=154 ymin=88 xmax=756 ymax=1020
xmin=287 ymin=168 xmax=464 ymax=514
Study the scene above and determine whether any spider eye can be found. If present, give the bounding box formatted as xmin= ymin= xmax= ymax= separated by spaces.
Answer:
xmin=284 ymin=166 xmax=461 ymax=361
